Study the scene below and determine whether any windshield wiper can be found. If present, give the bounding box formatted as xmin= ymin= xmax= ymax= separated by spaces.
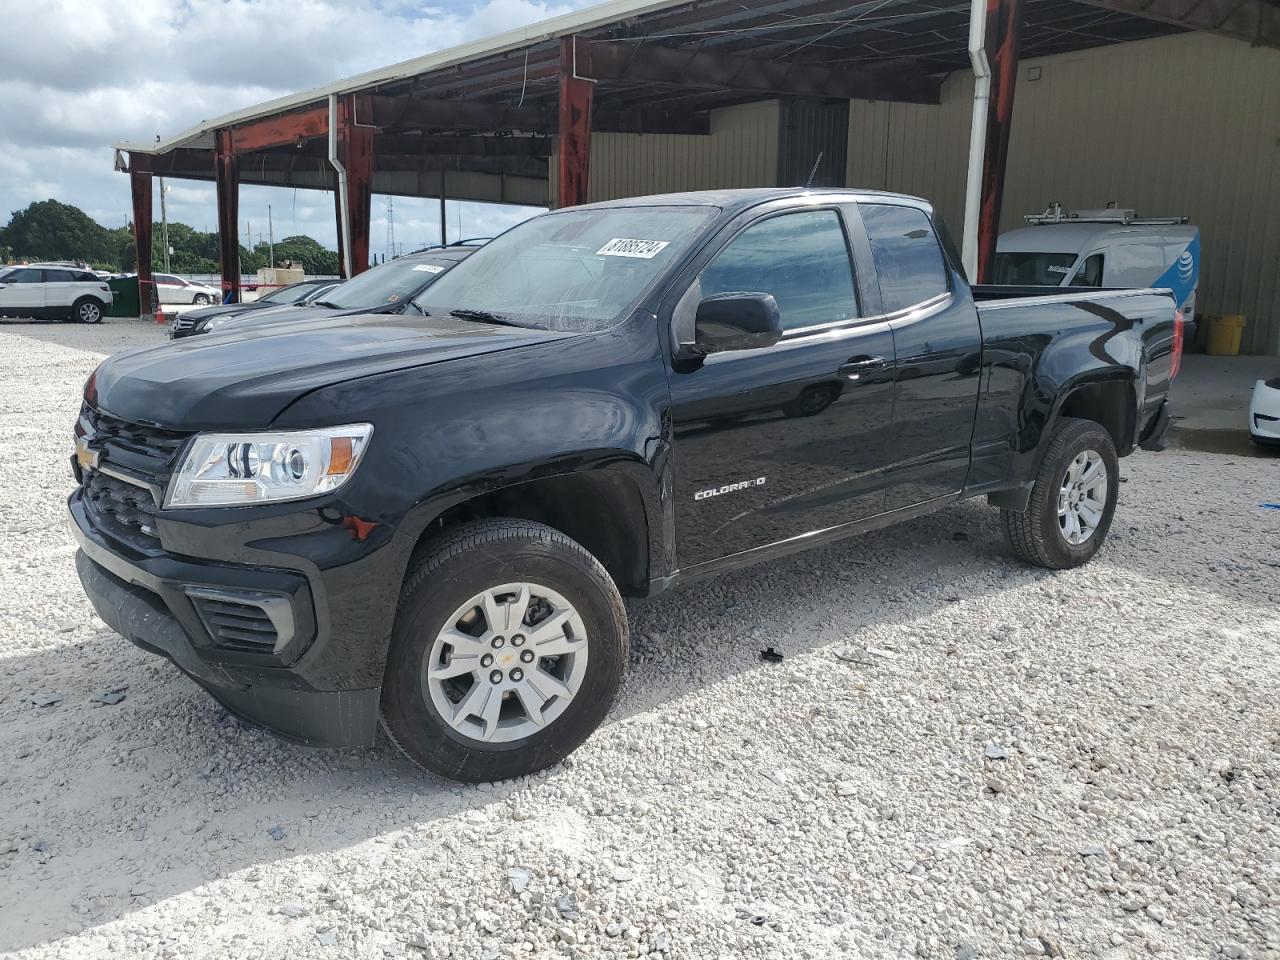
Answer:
xmin=449 ymin=309 xmax=545 ymax=330
xmin=311 ymin=300 xmax=343 ymax=309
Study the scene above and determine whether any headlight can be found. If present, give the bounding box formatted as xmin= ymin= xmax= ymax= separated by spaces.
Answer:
xmin=165 ymin=424 xmax=373 ymax=508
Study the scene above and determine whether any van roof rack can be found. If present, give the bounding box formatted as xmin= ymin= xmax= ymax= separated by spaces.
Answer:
xmin=1024 ymin=202 xmax=1188 ymax=226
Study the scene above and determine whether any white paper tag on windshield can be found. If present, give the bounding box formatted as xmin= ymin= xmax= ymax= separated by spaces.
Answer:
xmin=413 ymin=264 xmax=445 ymax=274
xmin=596 ymin=238 xmax=670 ymax=259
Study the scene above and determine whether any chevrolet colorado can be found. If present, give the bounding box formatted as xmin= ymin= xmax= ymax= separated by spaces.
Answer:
xmin=69 ymin=189 xmax=1180 ymax=782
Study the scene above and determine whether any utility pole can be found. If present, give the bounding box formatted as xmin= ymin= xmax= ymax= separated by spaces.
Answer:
xmin=268 ymin=204 xmax=275 ymax=269
xmin=158 ymin=177 xmax=170 ymax=273
xmin=439 ymin=170 xmax=447 ymax=247
xmin=385 ymin=195 xmax=397 ymax=260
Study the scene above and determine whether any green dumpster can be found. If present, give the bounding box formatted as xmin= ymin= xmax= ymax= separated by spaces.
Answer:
xmin=107 ymin=276 xmax=139 ymax=318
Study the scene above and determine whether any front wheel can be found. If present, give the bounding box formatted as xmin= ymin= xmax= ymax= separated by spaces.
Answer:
xmin=1001 ymin=417 xmax=1119 ymax=570
xmin=192 ymin=294 xmax=211 ymax=305
xmin=380 ymin=519 xmax=627 ymax=782
xmin=73 ymin=297 xmax=104 ymax=324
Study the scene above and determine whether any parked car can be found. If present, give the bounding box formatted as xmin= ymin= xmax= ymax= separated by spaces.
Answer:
xmin=69 ymin=188 xmax=1180 ymax=782
xmin=154 ymin=273 xmax=221 ymax=305
xmin=179 ymin=247 xmax=474 ymax=337
xmin=170 ymin=279 xmax=341 ymax=338
xmin=995 ymin=204 xmax=1199 ymax=318
xmin=0 ymin=264 xmax=113 ymax=323
xmin=1249 ymin=376 xmax=1280 ymax=447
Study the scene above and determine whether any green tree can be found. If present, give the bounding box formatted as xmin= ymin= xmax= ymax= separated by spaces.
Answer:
xmin=1 ymin=200 xmax=122 ymax=269
xmin=1 ymin=199 xmax=338 ymax=276
xmin=261 ymin=235 xmax=340 ymax=276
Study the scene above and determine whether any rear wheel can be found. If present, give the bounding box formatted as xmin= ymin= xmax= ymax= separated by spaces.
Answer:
xmin=1002 ymin=417 xmax=1119 ymax=569
xmin=380 ymin=519 xmax=627 ymax=782
xmin=72 ymin=297 xmax=104 ymax=324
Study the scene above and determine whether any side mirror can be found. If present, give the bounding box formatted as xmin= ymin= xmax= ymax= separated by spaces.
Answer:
xmin=683 ymin=292 xmax=782 ymax=358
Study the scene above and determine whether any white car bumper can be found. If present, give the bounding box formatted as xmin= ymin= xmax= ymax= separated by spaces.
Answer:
xmin=1249 ymin=377 xmax=1280 ymax=445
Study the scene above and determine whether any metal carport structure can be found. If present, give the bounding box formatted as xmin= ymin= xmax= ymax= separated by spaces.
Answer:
xmin=115 ymin=0 xmax=1279 ymax=321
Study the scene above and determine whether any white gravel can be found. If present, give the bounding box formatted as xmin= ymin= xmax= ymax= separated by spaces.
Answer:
xmin=1 ymin=318 xmax=1278 ymax=960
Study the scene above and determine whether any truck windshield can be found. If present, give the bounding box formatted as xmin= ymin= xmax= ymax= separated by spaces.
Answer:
xmin=414 ymin=205 xmax=716 ymax=333
xmin=992 ymin=252 xmax=1078 ymax=286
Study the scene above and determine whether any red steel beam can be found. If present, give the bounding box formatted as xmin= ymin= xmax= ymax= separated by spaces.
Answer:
xmin=556 ymin=37 xmax=594 ymax=208
xmin=128 ymin=152 xmax=155 ymax=321
xmin=977 ymin=0 xmax=1021 ymax=283
xmin=229 ymin=104 xmax=329 ymax=154
xmin=214 ymin=128 xmax=241 ymax=302
xmin=337 ymin=94 xmax=375 ymax=276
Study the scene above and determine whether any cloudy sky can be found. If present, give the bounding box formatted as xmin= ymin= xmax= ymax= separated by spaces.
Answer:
xmin=0 ymin=0 xmax=595 ymax=255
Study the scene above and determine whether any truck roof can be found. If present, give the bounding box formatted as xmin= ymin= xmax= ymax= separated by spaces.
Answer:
xmin=998 ymin=222 xmax=1198 ymax=255
xmin=571 ymin=187 xmax=931 ymax=217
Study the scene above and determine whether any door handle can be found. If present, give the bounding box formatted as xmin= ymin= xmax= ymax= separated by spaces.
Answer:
xmin=838 ymin=355 xmax=887 ymax=380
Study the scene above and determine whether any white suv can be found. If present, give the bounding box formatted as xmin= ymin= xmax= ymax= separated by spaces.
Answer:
xmin=0 ymin=264 xmax=113 ymax=323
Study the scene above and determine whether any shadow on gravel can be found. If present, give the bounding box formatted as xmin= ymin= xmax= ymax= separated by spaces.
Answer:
xmin=0 ymin=502 xmax=1014 ymax=952
xmin=1 ymin=471 xmax=1271 ymax=952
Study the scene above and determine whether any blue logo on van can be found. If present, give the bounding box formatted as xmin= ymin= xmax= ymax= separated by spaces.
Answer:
xmin=1155 ymin=232 xmax=1199 ymax=311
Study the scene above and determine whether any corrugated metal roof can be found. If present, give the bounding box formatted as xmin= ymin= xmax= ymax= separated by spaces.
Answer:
xmin=116 ymin=0 xmax=689 ymax=155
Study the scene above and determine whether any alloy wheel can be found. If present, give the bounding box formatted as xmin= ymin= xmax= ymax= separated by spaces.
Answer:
xmin=1057 ymin=449 xmax=1108 ymax=545
xmin=423 ymin=582 xmax=588 ymax=743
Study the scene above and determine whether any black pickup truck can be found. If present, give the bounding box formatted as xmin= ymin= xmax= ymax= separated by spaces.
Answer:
xmin=69 ymin=188 xmax=1180 ymax=782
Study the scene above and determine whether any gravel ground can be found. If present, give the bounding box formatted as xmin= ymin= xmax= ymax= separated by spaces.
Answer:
xmin=1 ymin=318 xmax=1278 ymax=960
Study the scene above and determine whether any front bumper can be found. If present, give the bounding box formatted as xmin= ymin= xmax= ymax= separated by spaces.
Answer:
xmin=69 ymin=490 xmax=398 ymax=748
xmin=1249 ymin=378 xmax=1280 ymax=444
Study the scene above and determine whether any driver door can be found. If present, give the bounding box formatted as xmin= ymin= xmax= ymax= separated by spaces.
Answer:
xmin=0 ymin=268 xmax=47 ymax=312
xmin=666 ymin=205 xmax=898 ymax=570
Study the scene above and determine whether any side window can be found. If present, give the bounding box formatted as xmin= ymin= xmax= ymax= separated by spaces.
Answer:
xmin=1069 ymin=254 xmax=1104 ymax=287
xmin=157 ymin=274 xmax=178 ymax=285
xmin=860 ymin=203 xmax=949 ymax=313
xmin=44 ymin=269 xmax=75 ymax=282
xmin=6 ymin=268 xmax=42 ymax=284
xmin=74 ymin=271 xmax=98 ymax=282
xmin=698 ymin=210 xmax=857 ymax=331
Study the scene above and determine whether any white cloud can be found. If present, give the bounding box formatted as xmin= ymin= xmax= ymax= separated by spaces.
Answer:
xmin=1 ymin=0 xmax=582 ymax=257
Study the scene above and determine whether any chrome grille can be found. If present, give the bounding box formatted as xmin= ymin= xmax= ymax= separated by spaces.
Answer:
xmin=172 ymin=315 xmax=196 ymax=333
xmin=77 ymin=404 xmax=190 ymax=478
xmin=82 ymin=470 xmax=162 ymax=548
xmin=77 ymin=405 xmax=191 ymax=547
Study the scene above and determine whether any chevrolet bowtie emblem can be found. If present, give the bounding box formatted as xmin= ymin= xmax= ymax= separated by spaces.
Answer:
xmin=75 ymin=437 xmax=101 ymax=471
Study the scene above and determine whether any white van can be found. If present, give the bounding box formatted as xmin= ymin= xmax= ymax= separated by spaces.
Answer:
xmin=994 ymin=204 xmax=1200 ymax=317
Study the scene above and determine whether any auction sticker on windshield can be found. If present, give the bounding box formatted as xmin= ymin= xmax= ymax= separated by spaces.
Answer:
xmin=413 ymin=264 xmax=445 ymax=273
xmin=596 ymin=238 xmax=671 ymax=259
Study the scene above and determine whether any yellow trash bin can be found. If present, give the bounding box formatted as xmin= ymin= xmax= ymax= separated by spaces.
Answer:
xmin=1207 ymin=315 xmax=1246 ymax=356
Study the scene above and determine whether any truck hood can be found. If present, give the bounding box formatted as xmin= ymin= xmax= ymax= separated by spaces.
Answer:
xmin=92 ymin=313 xmax=574 ymax=430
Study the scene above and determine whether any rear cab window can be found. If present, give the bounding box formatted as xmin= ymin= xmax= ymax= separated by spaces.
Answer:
xmin=859 ymin=203 xmax=950 ymax=313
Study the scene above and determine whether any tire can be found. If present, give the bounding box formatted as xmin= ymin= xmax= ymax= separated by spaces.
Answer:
xmin=72 ymin=297 xmax=105 ymax=324
xmin=1001 ymin=417 xmax=1119 ymax=570
xmin=380 ymin=518 xmax=628 ymax=782
xmin=192 ymin=294 xmax=211 ymax=305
